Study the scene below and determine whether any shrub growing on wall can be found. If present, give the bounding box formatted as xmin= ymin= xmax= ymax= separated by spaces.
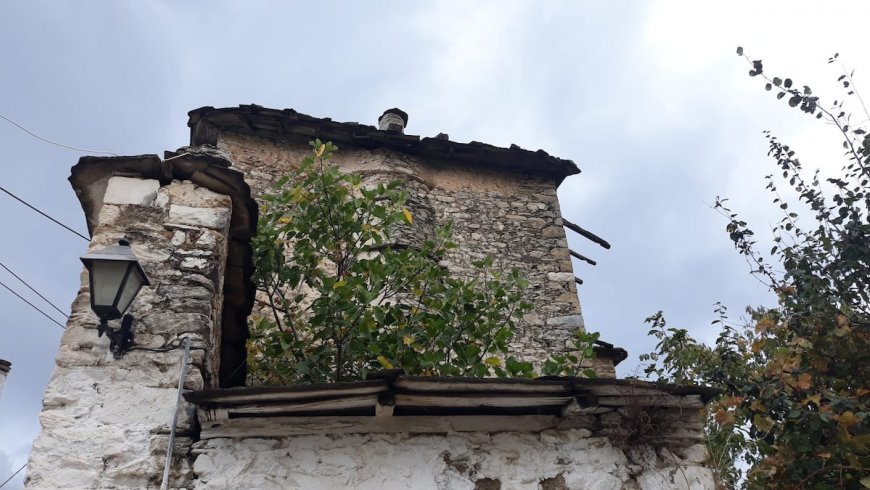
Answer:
xmin=248 ymin=141 xmax=598 ymax=384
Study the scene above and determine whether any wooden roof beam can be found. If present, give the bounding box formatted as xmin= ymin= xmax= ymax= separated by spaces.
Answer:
xmin=562 ymin=218 xmax=611 ymax=250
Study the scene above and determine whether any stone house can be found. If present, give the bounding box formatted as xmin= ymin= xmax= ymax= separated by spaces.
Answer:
xmin=24 ymin=106 xmax=717 ymax=489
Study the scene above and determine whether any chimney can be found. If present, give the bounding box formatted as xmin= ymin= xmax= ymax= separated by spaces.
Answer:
xmin=0 ymin=359 xmax=10 ymax=399
xmin=378 ymin=108 xmax=409 ymax=133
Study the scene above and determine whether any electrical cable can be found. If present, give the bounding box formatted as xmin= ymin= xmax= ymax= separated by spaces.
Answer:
xmin=0 ymin=185 xmax=90 ymax=241
xmin=0 ymin=278 xmax=66 ymax=329
xmin=0 ymin=463 xmax=25 ymax=488
xmin=0 ymin=112 xmax=119 ymax=156
xmin=0 ymin=261 xmax=69 ymax=318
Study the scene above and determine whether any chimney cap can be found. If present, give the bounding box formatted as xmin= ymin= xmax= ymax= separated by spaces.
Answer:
xmin=379 ymin=108 xmax=409 ymax=127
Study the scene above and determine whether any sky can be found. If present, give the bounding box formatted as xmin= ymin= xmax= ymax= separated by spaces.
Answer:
xmin=1 ymin=1 xmax=868 ymax=487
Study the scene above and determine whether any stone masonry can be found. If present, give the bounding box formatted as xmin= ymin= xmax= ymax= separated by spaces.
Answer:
xmin=215 ymin=130 xmax=585 ymax=367
xmin=25 ymin=176 xmax=234 ymax=489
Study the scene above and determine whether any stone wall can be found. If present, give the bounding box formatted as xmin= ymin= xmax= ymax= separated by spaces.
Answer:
xmin=190 ymin=430 xmax=715 ymax=489
xmin=216 ymin=132 xmax=585 ymax=365
xmin=25 ymin=176 xmax=232 ymax=489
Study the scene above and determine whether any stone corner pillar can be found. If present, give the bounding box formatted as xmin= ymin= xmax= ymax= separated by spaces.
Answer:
xmin=26 ymin=172 xmax=236 ymax=489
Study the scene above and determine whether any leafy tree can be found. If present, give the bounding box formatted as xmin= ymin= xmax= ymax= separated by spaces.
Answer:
xmin=641 ymin=50 xmax=870 ymax=489
xmin=247 ymin=141 xmax=599 ymax=384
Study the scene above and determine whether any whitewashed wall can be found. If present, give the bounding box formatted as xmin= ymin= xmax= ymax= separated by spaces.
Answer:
xmin=191 ymin=429 xmax=716 ymax=490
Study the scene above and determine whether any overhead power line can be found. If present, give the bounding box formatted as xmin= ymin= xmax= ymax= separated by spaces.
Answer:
xmin=0 ymin=112 xmax=119 ymax=156
xmin=0 ymin=185 xmax=89 ymax=241
xmin=0 ymin=463 xmax=26 ymax=488
xmin=0 ymin=278 xmax=66 ymax=329
xmin=0 ymin=261 xmax=69 ymax=318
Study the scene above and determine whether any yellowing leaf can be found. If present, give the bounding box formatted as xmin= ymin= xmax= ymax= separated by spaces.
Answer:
xmin=754 ymin=414 xmax=774 ymax=433
xmin=377 ymin=355 xmax=393 ymax=369
xmin=484 ymin=357 xmax=502 ymax=367
xmin=402 ymin=207 xmax=413 ymax=224
xmin=332 ymin=280 xmax=347 ymax=290
xmin=795 ymin=373 xmax=812 ymax=390
xmin=402 ymin=335 xmax=414 ymax=346
xmin=838 ymin=411 xmax=859 ymax=429
xmin=314 ymin=143 xmax=326 ymax=158
xmin=714 ymin=409 xmax=735 ymax=425
xmin=278 ymin=216 xmax=291 ymax=224
xmin=751 ymin=339 xmax=765 ymax=353
xmin=802 ymin=394 xmax=821 ymax=406
xmin=756 ymin=316 xmax=775 ymax=332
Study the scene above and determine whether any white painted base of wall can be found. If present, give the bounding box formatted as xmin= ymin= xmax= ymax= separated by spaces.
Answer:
xmin=191 ymin=430 xmax=716 ymax=490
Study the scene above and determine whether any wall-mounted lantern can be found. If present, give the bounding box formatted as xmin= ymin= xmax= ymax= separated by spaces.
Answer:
xmin=80 ymin=238 xmax=150 ymax=358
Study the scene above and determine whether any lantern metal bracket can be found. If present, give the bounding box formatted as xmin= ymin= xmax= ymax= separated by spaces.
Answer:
xmin=98 ymin=314 xmax=136 ymax=359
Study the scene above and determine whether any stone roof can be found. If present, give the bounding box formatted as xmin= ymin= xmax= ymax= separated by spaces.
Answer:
xmin=69 ymin=149 xmax=258 ymax=386
xmin=187 ymin=105 xmax=581 ymax=184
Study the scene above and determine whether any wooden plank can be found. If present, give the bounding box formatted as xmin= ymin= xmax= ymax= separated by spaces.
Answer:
xmin=197 ymin=407 xmax=228 ymax=422
xmin=596 ymin=395 xmax=703 ymax=408
xmin=395 ymin=394 xmax=573 ymax=408
xmin=226 ymin=395 xmax=377 ymax=416
xmin=576 ymin=385 xmax=672 ymax=397
xmin=394 ymin=377 xmax=572 ymax=394
xmin=184 ymin=380 xmax=388 ymax=405
xmin=199 ymin=415 xmax=598 ymax=439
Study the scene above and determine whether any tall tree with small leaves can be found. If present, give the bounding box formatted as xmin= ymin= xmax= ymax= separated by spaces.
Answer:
xmin=641 ymin=50 xmax=870 ymax=489
xmin=247 ymin=141 xmax=599 ymax=385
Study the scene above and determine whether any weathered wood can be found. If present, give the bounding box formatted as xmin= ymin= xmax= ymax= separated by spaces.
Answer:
xmin=393 ymin=377 xmax=572 ymax=394
xmin=394 ymin=394 xmax=573 ymax=408
xmin=197 ymin=407 xmax=229 ymax=422
xmin=199 ymin=415 xmax=598 ymax=439
xmin=562 ymin=218 xmax=611 ymax=250
xmin=576 ymin=385 xmax=672 ymax=397
xmin=596 ymin=395 xmax=703 ymax=408
xmin=184 ymin=380 xmax=388 ymax=405
xmin=568 ymin=249 xmax=597 ymax=266
xmin=225 ymin=395 xmax=377 ymax=416
xmin=376 ymin=394 xmax=395 ymax=417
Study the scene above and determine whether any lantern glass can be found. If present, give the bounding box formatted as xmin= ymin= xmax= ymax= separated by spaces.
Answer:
xmin=115 ymin=266 xmax=145 ymax=316
xmin=81 ymin=239 xmax=150 ymax=321
xmin=90 ymin=260 xmax=130 ymax=310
